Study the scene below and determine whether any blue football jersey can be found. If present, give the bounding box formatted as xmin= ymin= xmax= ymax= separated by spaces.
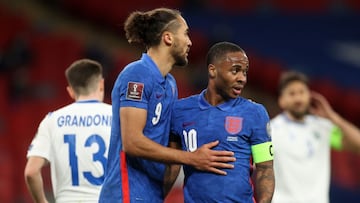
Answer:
xmin=99 ymin=54 xmax=178 ymax=203
xmin=171 ymin=90 xmax=272 ymax=203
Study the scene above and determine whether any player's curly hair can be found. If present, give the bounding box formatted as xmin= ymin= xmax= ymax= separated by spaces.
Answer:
xmin=124 ymin=8 xmax=181 ymax=48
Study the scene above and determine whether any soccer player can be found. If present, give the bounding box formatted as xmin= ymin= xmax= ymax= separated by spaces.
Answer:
xmin=271 ymin=71 xmax=360 ymax=203
xmin=170 ymin=41 xmax=275 ymax=203
xmin=99 ymin=8 xmax=236 ymax=203
xmin=24 ymin=59 xmax=112 ymax=202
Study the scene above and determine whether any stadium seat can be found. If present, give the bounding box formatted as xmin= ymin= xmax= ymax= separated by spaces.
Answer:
xmin=344 ymin=0 xmax=360 ymax=12
xmin=271 ymin=0 xmax=330 ymax=13
xmin=0 ymin=141 xmax=15 ymax=203
xmin=207 ymin=0 xmax=258 ymax=13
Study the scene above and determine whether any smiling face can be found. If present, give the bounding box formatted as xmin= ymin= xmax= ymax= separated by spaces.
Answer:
xmin=210 ymin=51 xmax=249 ymax=100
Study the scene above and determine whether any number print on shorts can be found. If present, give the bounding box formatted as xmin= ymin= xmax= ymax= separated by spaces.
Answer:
xmin=64 ymin=134 xmax=107 ymax=186
xmin=152 ymin=102 xmax=162 ymax=125
xmin=183 ymin=129 xmax=198 ymax=152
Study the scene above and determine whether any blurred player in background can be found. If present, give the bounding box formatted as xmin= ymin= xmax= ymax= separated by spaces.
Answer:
xmin=99 ymin=8 xmax=236 ymax=203
xmin=24 ymin=59 xmax=112 ymax=202
xmin=271 ymin=71 xmax=360 ymax=203
xmin=170 ymin=41 xmax=275 ymax=203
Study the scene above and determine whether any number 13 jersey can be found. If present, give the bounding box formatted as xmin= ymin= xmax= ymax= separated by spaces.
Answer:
xmin=27 ymin=100 xmax=112 ymax=202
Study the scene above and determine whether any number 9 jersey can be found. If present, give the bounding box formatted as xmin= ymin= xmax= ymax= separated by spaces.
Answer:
xmin=26 ymin=100 xmax=112 ymax=202
xmin=99 ymin=53 xmax=178 ymax=203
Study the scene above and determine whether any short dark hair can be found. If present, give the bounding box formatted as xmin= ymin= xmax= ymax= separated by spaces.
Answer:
xmin=124 ymin=8 xmax=181 ymax=47
xmin=65 ymin=59 xmax=103 ymax=96
xmin=206 ymin=41 xmax=245 ymax=66
xmin=278 ymin=70 xmax=309 ymax=95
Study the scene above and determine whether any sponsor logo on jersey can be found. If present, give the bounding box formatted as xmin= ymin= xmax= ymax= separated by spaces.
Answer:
xmin=226 ymin=136 xmax=238 ymax=142
xmin=126 ymin=82 xmax=144 ymax=101
xmin=155 ymin=93 xmax=163 ymax=99
xmin=182 ymin=121 xmax=196 ymax=128
xmin=225 ymin=116 xmax=243 ymax=135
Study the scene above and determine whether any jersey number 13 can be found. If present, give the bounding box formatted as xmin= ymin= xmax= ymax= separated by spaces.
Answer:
xmin=64 ymin=134 xmax=107 ymax=186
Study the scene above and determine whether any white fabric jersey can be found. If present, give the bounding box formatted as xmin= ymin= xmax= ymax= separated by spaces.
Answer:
xmin=271 ymin=113 xmax=334 ymax=203
xmin=27 ymin=100 xmax=112 ymax=203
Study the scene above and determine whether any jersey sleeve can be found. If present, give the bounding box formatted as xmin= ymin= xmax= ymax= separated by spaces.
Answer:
xmin=118 ymin=65 xmax=153 ymax=110
xmin=26 ymin=113 xmax=52 ymax=162
xmin=250 ymin=104 xmax=273 ymax=163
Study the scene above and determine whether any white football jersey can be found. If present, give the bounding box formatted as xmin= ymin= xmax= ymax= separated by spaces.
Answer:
xmin=27 ymin=100 xmax=112 ymax=203
xmin=271 ymin=113 xmax=334 ymax=203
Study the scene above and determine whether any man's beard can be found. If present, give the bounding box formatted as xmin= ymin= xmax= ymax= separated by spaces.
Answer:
xmin=171 ymin=42 xmax=188 ymax=67
xmin=173 ymin=53 xmax=187 ymax=66
xmin=289 ymin=107 xmax=309 ymax=120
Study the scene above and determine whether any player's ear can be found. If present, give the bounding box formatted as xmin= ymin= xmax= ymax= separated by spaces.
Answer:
xmin=208 ymin=64 xmax=216 ymax=78
xmin=66 ymin=86 xmax=76 ymax=100
xmin=99 ymin=78 xmax=105 ymax=92
xmin=163 ymin=31 xmax=173 ymax=46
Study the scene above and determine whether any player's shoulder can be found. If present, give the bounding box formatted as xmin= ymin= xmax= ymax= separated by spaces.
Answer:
xmin=240 ymin=97 xmax=267 ymax=112
xmin=173 ymin=94 xmax=199 ymax=110
xmin=306 ymin=114 xmax=333 ymax=127
xmin=175 ymin=94 xmax=198 ymax=104
xmin=270 ymin=114 xmax=284 ymax=124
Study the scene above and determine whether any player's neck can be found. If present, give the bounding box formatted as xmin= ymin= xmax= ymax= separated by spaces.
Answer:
xmin=204 ymin=88 xmax=226 ymax=106
xmin=147 ymin=48 xmax=173 ymax=77
xmin=284 ymin=111 xmax=305 ymax=123
xmin=76 ymin=92 xmax=103 ymax=102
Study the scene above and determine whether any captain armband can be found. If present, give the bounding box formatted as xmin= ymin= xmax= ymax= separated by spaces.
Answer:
xmin=330 ymin=126 xmax=343 ymax=151
xmin=251 ymin=141 xmax=274 ymax=163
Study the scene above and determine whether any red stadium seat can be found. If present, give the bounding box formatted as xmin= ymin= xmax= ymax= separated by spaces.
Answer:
xmin=344 ymin=0 xmax=360 ymax=12
xmin=28 ymin=32 xmax=84 ymax=98
xmin=0 ymin=143 xmax=15 ymax=203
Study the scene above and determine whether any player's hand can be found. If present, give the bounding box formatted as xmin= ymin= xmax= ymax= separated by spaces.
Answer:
xmin=309 ymin=91 xmax=334 ymax=119
xmin=190 ymin=140 xmax=235 ymax=175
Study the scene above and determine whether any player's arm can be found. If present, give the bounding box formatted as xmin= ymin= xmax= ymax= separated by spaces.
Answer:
xmin=255 ymin=160 xmax=274 ymax=203
xmin=310 ymin=91 xmax=360 ymax=152
xmin=120 ymin=107 xmax=235 ymax=175
xmin=24 ymin=156 xmax=49 ymax=203
xmin=252 ymin=142 xmax=274 ymax=203
xmin=163 ymin=138 xmax=182 ymax=197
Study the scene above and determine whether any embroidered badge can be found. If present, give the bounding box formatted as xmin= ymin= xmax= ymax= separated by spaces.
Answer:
xmin=126 ymin=82 xmax=144 ymax=101
xmin=225 ymin=116 xmax=243 ymax=135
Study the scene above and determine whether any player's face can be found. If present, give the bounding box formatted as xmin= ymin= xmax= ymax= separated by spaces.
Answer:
xmin=279 ymin=81 xmax=311 ymax=120
xmin=171 ymin=17 xmax=192 ymax=67
xmin=213 ymin=51 xmax=249 ymax=100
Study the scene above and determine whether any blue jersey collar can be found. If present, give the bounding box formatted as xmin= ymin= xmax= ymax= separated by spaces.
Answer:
xmin=141 ymin=53 xmax=166 ymax=84
xmin=198 ymin=89 xmax=240 ymax=111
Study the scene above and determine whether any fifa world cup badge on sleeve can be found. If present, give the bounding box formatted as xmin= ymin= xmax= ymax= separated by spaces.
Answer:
xmin=126 ymin=82 xmax=144 ymax=101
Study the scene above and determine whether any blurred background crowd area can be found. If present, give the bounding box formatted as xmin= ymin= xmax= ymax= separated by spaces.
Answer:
xmin=0 ymin=0 xmax=360 ymax=202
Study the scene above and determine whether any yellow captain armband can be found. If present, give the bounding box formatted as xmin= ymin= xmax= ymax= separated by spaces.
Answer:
xmin=251 ymin=142 xmax=273 ymax=163
xmin=330 ymin=126 xmax=343 ymax=151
